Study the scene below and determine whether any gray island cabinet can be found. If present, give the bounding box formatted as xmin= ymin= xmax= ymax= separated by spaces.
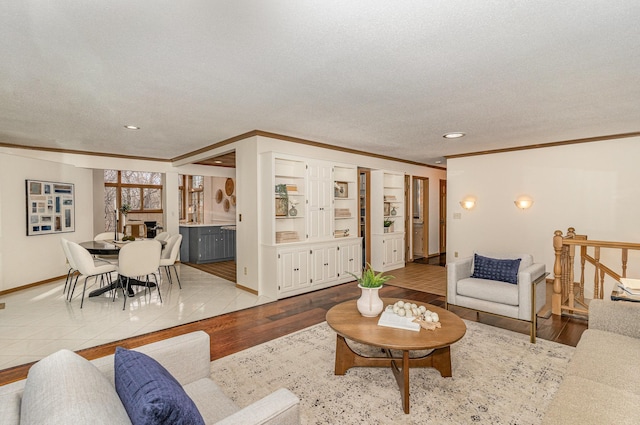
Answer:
xmin=179 ymin=224 xmax=236 ymax=264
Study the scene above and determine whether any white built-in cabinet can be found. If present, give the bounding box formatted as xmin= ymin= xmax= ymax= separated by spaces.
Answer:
xmin=370 ymin=170 xmax=406 ymax=271
xmin=261 ymin=153 xmax=362 ymax=298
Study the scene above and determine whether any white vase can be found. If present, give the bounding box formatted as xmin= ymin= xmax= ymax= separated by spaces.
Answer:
xmin=356 ymin=284 xmax=384 ymax=317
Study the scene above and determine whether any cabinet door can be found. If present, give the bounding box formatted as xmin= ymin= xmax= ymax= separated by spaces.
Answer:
xmin=383 ymin=235 xmax=404 ymax=266
xmin=198 ymin=233 xmax=216 ymax=262
xmin=311 ymin=245 xmax=338 ymax=286
xmin=308 ymin=208 xmax=332 ymax=240
xmin=339 ymin=240 xmax=362 ymax=279
xmin=308 ymin=162 xmax=333 ymax=240
xmin=277 ymin=249 xmax=310 ymax=294
xmin=308 ymin=163 xmax=332 ymax=209
xmin=224 ymin=229 xmax=236 ymax=259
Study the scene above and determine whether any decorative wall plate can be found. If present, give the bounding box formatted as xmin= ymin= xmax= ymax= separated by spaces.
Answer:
xmin=223 ymin=198 xmax=230 ymax=212
xmin=215 ymin=189 xmax=223 ymax=203
xmin=225 ymin=178 xmax=234 ymax=196
xmin=230 ymin=195 xmax=236 ymax=206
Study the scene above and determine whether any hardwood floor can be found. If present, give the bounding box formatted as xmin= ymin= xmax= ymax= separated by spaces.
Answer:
xmin=0 ymin=263 xmax=587 ymax=386
xmin=184 ymin=260 xmax=237 ymax=282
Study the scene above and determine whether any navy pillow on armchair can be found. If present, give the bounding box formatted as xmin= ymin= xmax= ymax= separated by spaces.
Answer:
xmin=114 ymin=347 xmax=205 ymax=425
xmin=471 ymin=254 xmax=521 ymax=284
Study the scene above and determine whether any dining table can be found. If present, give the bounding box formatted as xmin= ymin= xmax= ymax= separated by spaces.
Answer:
xmin=80 ymin=239 xmax=166 ymax=298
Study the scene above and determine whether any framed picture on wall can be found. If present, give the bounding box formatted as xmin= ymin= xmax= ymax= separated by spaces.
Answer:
xmin=26 ymin=179 xmax=75 ymax=236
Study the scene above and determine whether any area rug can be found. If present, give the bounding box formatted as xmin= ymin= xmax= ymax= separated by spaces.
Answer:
xmin=210 ymin=320 xmax=575 ymax=424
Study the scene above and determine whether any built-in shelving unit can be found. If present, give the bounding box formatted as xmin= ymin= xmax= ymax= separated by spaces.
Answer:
xmin=260 ymin=153 xmax=362 ymax=299
xmin=370 ymin=170 xmax=405 ymax=271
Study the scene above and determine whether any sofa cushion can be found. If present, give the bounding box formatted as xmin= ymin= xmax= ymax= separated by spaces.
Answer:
xmin=457 ymin=277 xmax=519 ymax=305
xmin=542 ymin=375 xmax=640 ymax=425
xmin=20 ymin=349 xmax=131 ymax=425
xmin=566 ymin=329 xmax=640 ymax=396
xmin=471 ymin=254 xmax=521 ymax=284
xmin=114 ymin=347 xmax=205 ymax=425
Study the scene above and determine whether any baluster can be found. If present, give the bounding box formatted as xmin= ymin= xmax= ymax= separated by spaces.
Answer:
xmin=593 ymin=247 xmax=600 ymax=299
xmin=552 ymin=230 xmax=564 ymax=315
xmin=622 ymin=248 xmax=628 ymax=279
xmin=599 ymin=269 xmax=605 ymax=300
xmin=580 ymin=246 xmax=586 ymax=301
xmin=568 ymin=243 xmax=576 ymax=310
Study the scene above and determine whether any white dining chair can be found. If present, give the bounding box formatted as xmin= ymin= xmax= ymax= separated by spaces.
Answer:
xmin=92 ymin=232 xmax=124 ymax=264
xmin=159 ymin=234 xmax=183 ymax=289
xmin=115 ymin=240 xmax=162 ymax=310
xmin=154 ymin=231 xmax=170 ymax=242
xmin=60 ymin=238 xmax=77 ymax=296
xmin=66 ymin=241 xmax=118 ymax=308
xmin=94 ymin=232 xmax=124 ymax=241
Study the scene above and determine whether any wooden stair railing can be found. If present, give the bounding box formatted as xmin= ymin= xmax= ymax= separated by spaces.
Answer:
xmin=552 ymin=227 xmax=640 ymax=316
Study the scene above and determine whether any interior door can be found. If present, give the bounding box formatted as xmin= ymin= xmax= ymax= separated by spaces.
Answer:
xmin=439 ymin=179 xmax=446 ymax=254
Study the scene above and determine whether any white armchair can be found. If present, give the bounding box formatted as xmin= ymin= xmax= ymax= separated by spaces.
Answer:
xmin=447 ymin=252 xmax=547 ymax=343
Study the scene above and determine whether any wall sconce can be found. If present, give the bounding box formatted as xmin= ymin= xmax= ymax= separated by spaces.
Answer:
xmin=514 ymin=195 xmax=534 ymax=210
xmin=460 ymin=197 xmax=476 ymax=210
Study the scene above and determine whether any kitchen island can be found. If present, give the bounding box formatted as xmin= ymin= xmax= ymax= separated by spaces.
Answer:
xmin=179 ymin=223 xmax=236 ymax=264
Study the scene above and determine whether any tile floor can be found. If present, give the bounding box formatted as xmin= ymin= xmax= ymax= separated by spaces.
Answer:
xmin=0 ymin=264 xmax=274 ymax=370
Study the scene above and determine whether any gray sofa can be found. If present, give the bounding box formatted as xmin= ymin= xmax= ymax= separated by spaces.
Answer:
xmin=0 ymin=331 xmax=300 ymax=424
xmin=542 ymin=299 xmax=640 ymax=424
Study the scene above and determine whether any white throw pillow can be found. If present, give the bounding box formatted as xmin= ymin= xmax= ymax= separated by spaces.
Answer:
xmin=20 ymin=349 xmax=131 ymax=425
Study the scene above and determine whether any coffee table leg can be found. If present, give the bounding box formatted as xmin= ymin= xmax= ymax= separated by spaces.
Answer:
xmin=390 ymin=351 xmax=411 ymax=413
xmin=334 ymin=335 xmax=354 ymax=375
xmin=390 ymin=350 xmax=409 ymax=413
xmin=431 ymin=346 xmax=452 ymax=377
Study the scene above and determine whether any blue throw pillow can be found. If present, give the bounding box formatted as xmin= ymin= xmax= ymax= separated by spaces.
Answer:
xmin=114 ymin=347 xmax=205 ymax=425
xmin=471 ymin=254 xmax=521 ymax=284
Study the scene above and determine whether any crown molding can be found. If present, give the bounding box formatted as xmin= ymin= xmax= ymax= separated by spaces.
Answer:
xmin=172 ymin=129 xmax=446 ymax=170
xmin=445 ymin=132 xmax=640 ymax=159
xmin=0 ymin=142 xmax=171 ymax=162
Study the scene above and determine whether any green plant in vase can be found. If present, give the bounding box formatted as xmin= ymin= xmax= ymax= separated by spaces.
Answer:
xmin=383 ymin=219 xmax=394 ymax=233
xmin=348 ymin=263 xmax=394 ymax=317
xmin=348 ymin=263 xmax=394 ymax=288
xmin=119 ymin=203 xmax=131 ymax=235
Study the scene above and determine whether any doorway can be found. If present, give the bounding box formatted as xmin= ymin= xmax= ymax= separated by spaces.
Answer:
xmin=412 ymin=177 xmax=429 ymax=260
xmin=358 ymin=168 xmax=371 ymax=268
xmin=439 ymin=179 xmax=446 ymax=255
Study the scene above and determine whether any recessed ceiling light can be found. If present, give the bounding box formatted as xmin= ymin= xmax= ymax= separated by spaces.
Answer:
xmin=124 ymin=125 xmax=140 ymax=130
xmin=443 ymin=132 xmax=465 ymax=139
xmin=435 ymin=160 xmax=442 ymax=164
xmin=213 ymin=160 xmax=223 ymax=164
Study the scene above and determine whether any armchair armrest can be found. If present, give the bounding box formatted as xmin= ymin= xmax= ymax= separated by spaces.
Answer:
xmin=516 ymin=263 xmax=546 ymax=321
xmin=447 ymin=257 xmax=473 ymax=306
xmin=589 ymin=299 xmax=640 ymax=339
xmin=215 ymin=388 xmax=300 ymax=425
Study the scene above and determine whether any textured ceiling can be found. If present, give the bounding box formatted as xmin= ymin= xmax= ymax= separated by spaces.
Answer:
xmin=1 ymin=1 xmax=639 ymax=166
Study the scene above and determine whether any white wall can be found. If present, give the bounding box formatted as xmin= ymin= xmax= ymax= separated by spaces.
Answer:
xmin=0 ymin=152 xmax=95 ymax=290
xmin=447 ymin=136 xmax=640 ymax=299
xmin=203 ymin=176 xmax=237 ymax=223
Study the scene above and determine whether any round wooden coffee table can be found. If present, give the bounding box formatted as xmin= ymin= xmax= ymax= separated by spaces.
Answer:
xmin=326 ymin=298 xmax=466 ymax=414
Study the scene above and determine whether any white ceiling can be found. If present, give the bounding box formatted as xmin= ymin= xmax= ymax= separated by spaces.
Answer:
xmin=1 ymin=1 xmax=639 ymax=166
